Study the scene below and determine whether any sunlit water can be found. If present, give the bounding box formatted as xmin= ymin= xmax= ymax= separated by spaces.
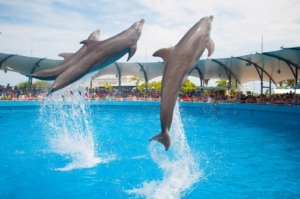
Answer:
xmin=40 ymin=88 xmax=102 ymax=171
xmin=128 ymin=103 xmax=201 ymax=199
xmin=1 ymin=99 xmax=300 ymax=198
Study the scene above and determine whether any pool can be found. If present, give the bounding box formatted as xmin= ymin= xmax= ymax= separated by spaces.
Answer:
xmin=1 ymin=99 xmax=300 ymax=198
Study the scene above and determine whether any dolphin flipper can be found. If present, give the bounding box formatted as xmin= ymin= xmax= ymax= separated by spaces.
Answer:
xmin=127 ymin=44 xmax=137 ymax=61
xmin=153 ymin=47 xmax=173 ymax=63
xmin=32 ymin=70 xmax=59 ymax=80
xmin=206 ymin=38 xmax=214 ymax=57
xmin=80 ymin=39 xmax=97 ymax=46
xmin=149 ymin=131 xmax=171 ymax=151
xmin=59 ymin=53 xmax=75 ymax=60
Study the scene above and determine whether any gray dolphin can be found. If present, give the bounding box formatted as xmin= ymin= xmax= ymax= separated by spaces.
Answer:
xmin=48 ymin=19 xmax=144 ymax=94
xmin=150 ymin=16 xmax=214 ymax=150
xmin=32 ymin=29 xmax=100 ymax=81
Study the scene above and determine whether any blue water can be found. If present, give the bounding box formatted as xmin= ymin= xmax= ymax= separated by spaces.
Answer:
xmin=1 ymin=99 xmax=300 ymax=198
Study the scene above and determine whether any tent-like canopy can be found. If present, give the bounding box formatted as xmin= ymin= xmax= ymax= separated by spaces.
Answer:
xmin=1 ymin=46 xmax=299 ymax=93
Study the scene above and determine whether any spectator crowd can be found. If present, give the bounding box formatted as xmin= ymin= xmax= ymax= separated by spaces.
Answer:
xmin=0 ymin=84 xmax=299 ymax=106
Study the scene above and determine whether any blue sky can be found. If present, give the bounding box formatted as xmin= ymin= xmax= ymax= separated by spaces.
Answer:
xmin=1 ymin=0 xmax=300 ymax=86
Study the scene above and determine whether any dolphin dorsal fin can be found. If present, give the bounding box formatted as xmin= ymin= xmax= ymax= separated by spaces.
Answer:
xmin=153 ymin=47 xmax=173 ymax=63
xmin=88 ymin=29 xmax=100 ymax=41
xmin=127 ymin=44 xmax=137 ymax=61
xmin=80 ymin=40 xmax=96 ymax=46
xmin=58 ymin=53 xmax=74 ymax=60
xmin=206 ymin=38 xmax=215 ymax=57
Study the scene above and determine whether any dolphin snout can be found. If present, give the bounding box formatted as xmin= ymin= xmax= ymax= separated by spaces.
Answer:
xmin=209 ymin=15 xmax=214 ymax=21
xmin=132 ymin=19 xmax=145 ymax=31
xmin=139 ymin=19 xmax=145 ymax=24
xmin=138 ymin=19 xmax=145 ymax=28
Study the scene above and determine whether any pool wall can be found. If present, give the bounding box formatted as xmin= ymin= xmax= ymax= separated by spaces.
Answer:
xmin=1 ymin=101 xmax=300 ymax=121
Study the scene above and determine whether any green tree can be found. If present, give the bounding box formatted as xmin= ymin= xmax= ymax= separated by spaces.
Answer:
xmin=278 ymin=80 xmax=284 ymax=88
xmin=286 ymin=79 xmax=295 ymax=88
xmin=149 ymin=81 xmax=162 ymax=92
xmin=181 ymin=79 xmax=197 ymax=92
xmin=216 ymin=79 xmax=239 ymax=88
xmin=137 ymin=82 xmax=146 ymax=92
xmin=130 ymin=76 xmax=144 ymax=87
xmin=216 ymin=79 xmax=228 ymax=87
xmin=33 ymin=81 xmax=50 ymax=91
xmin=137 ymin=81 xmax=162 ymax=92
xmin=18 ymin=81 xmax=30 ymax=90
xmin=104 ymin=81 xmax=113 ymax=91
xmin=278 ymin=79 xmax=296 ymax=88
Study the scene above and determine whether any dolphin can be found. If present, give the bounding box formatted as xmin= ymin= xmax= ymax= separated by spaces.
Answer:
xmin=47 ymin=19 xmax=144 ymax=94
xmin=150 ymin=16 xmax=214 ymax=150
xmin=31 ymin=29 xmax=100 ymax=81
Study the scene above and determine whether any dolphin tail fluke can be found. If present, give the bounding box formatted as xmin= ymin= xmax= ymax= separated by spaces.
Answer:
xmin=149 ymin=131 xmax=171 ymax=151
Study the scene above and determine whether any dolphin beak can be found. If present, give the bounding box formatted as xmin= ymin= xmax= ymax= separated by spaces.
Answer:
xmin=138 ymin=19 xmax=145 ymax=29
xmin=209 ymin=15 xmax=214 ymax=21
xmin=139 ymin=19 xmax=145 ymax=25
xmin=132 ymin=19 xmax=144 ymax=31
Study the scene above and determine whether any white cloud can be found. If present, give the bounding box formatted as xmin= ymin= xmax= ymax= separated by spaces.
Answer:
xmin=1 ymin=0 xmax=300 ymax=85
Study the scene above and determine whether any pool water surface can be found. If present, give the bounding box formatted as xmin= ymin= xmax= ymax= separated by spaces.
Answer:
xmin=0 ymin=100 xmax=300 ymax=198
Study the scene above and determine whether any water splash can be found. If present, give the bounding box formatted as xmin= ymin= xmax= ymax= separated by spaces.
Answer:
xmin=40 ymin=80 xmax=103 ymax=171
xmin=129 ymin=102 xmax=202 ymax=199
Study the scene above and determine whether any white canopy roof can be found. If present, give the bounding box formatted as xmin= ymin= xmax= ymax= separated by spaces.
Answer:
xmin=94 ymin=47 xmax=300 ymax=87
xmin=1 ymin=47 xmax=299 ymax=87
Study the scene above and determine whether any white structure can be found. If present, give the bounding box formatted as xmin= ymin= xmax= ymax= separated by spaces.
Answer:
xmin=91 ymin=75 xmax=142 ymax=88
xmin=273 ymin=88 xmax=300 ymax=94
xmin=1 ymin=46 xmax=299 ymax=94
xmin=239 ymin=85 xmax=254 ymax=95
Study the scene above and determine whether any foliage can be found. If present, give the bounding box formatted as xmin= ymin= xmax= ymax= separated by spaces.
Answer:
xmin=216 ymin=79 xmax=240 ymax=88
xmin=18 ymin=81 xmax=50 ymax=91
xmin=137 ymin=83 xmax=146 ymax=92
xmin=181 ymin=79 xmax=197 ymax=92
xmin=149 ymin=81 xmax=162 ymax=91
xmin=136 ymin=79 xmax=197 ymax=92
xmin=278 ymin=79 xmax=295 ymax=88
xmin=216 ymin=79 xmax=228 ymax=87
xmin=137 ymin=81 xmax=162 ymax=92
xmin=33 ymin=81 xmax=50 ymax=90
xmin=130 ymin=76 xmax=144 ymax=86
xmin=104 ymin=81 xmax=113 ymax=91
xmin=18 ymin=81 xmax=30 ymax=90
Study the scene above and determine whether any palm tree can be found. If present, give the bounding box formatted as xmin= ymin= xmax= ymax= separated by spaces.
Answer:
xmin=104 ymin=81 xmax=113 ymax=91
xmin=149 ymin=81 xmax=162 ymax=92
xmin=130 ymin=76 xmax=144 ymax=87
xmin=216 ymin=79 xmax=239 ymax=88
xmin=278 ymin=79 xmax=295 ymax=88
xmin=216 ymin=79 xmax=228 ymax=87
xmin=181 ymin=79 xmax=197 ymax=92
xmin=286 ymin=79 xmax=295 ymax=88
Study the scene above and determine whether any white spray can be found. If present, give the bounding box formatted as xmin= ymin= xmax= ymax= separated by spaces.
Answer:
xmin=129 ymin=102 xmax=201 ymax=199
xmin=40 ymin=78 xmax=104 ymax=171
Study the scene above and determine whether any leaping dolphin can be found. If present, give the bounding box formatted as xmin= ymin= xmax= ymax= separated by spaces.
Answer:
xmin=150 ymin=16 xmax=214 ymax=150
xmin=47 ymin=19 xmax=144 ymax=94
xmin=32 ymin=29 xmax=100 ymax=80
